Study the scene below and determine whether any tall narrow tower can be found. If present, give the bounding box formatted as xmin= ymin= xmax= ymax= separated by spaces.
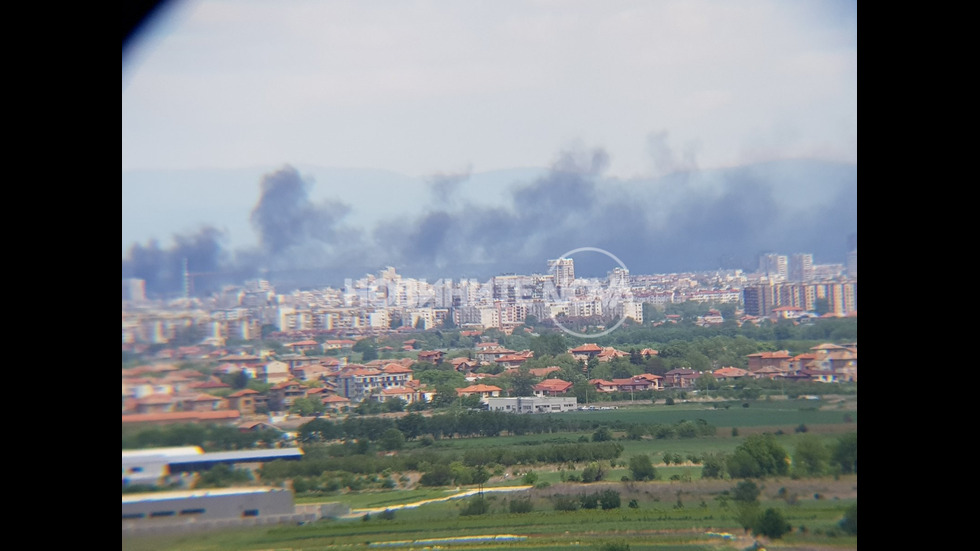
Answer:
xmin=183 ymin=258 xmax=191 ymax=299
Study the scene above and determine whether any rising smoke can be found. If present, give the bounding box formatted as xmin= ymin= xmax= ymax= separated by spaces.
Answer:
xmin=122 ymin=144 xmax=857 ymax=298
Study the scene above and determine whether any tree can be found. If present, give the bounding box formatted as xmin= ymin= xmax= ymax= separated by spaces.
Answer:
xmin=731 ymin=480 xmax=761 ymax=534
xmin=839 ymin=503 xmax=857 ymax=535
xmin=530 ymin=332 xmax=567 ymax=358
xmin=792 ymin=434 xmax=830 ymax=477
xmin=509 ymin=366 xmax=536 ymax=397
xmin=726 ymin=434 xmax=790 ymax=478
xmin=753 ymin=508 xmax=791 ymax=539
xmin=592 ymin=426 xmax=612 ymax=442
xmin=379 ymin=428 xmax=406 ymax=451
xmin=628 ymin=454 xmax=657 ymax=481
xmin=830 ymin=432 xmax=858 ymax=474
xmin=383 ymin=398 xmax=406 ymax=413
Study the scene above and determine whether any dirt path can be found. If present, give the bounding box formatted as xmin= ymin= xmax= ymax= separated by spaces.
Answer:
xmin=345 ymin=485 xmax=534 ymax=517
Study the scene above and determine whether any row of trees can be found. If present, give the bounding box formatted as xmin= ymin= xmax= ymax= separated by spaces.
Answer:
xmin=700 ymin=432 xmax=857 ymax=480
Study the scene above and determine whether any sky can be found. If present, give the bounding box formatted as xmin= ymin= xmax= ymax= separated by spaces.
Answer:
xmin=122 ymin=0 xmax=857 ymax=296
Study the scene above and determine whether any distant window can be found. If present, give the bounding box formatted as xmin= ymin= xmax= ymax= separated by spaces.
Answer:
xmin=128 ymin=466 xmax=144 ymax=473
xmin=150 ymin=510 xmax=175 ymax=517
xmin=243 ymin=509 xmax=259 ymax=517
xmin=180 ymin=508 xmax=206 ymax=515
xmin=122 ymin=512 xmax=145 ymax=520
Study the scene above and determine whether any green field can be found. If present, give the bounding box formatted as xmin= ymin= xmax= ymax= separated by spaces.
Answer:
xmin=123 ymin=397 xmax=857 ymax=551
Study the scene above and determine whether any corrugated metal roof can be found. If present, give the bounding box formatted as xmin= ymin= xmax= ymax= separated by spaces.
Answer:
xmin=167 ymin=447 xmax=303 ymax=464
xmin=122 ymin=486 xmax=286 ymax=504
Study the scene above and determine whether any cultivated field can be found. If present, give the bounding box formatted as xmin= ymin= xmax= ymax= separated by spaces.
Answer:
xmin=122 ymin=396 xmax=857 ymax=551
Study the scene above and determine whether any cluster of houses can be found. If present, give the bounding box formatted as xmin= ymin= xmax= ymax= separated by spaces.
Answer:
xmin=122 ymin=340 xmax=857 ymax=425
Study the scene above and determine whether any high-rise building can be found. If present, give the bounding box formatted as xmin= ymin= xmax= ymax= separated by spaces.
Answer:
xmin=548 ymin=258 xmax=575 ymax=288
xmin=846 ymin=249 xmax=857 ymax=279
xmin=789 ymin=254 xmax=813 ymax=282
xmin=758 ymin=253 xmax=788 ymax=281
xmin=742 ymin=284 xmax=771 ymax=317
xmin=122 ymin=278 xmax=146 ymax=302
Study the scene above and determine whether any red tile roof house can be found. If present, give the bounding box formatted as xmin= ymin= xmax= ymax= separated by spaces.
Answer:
xmin=320 ymin=394 xmax=352 ymax=413
xmin=226 ymin=389 xmax=260 ymax=416
xmin=712 ymin=366 xmax=750 ymax=381
xmin=451 ymin=357 xmax=478 ymax=374
xmin=417 ymin=350 xmax=444 ymax=365
xmin=285 ymin=339 xmax=321 ymax=353
xmin=528 ymin=366 xmax=562 ymax=378
xmin=180 ymin=393 xmax=228 ymax=412
xmin=475 ymin=346 xmax=516 ymax=364
xmin=533 ymin=378 xmax=573 ymax=397
xmin=591 ymin=377 xmax=655 ymax=393
xmin=495 ymin=354 xmax=529 ymax=369
xmin=752 ymin=365 xmax=791 ymax=380
xmin=746 ymin=350 xmax=793 ymax=372
xmin=596 ymin=347 xmax=629 ymax=362
xmin=633 ymin=373 xmax=665 ymax=390
xmin=569 ymin=343 xmax=603 ymax=360
xmin=267 ymin=381 xmax=308 ymax=411
xmin=663 ymin=368 xmax=701 ymax=389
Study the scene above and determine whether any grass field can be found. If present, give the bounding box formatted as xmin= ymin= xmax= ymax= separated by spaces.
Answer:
xmin=122 ymin=396 xmax=857 ymax=551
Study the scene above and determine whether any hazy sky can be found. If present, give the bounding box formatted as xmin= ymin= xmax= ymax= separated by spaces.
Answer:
xmin=122 ymin=0 xmax=856 ymax=179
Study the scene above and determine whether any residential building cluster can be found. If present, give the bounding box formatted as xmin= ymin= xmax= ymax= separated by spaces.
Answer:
xmin=122 ymin=252 xmax=856 ymax=347
xmin=122 ymin=335 xmax=856 ymax=426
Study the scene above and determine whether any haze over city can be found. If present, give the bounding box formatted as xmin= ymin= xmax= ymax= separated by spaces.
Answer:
xmin=122 ymin=1 xmax=857 ymax=296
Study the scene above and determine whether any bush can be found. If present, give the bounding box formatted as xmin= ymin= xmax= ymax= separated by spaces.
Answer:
xmin=552 ymin=495 xmax=580 ymax=511
xmin=580 ymin=493 xmax=600 ymax=509
xmin=598 ymin=542 xmax=630 ymax=551
xmin=753 ymin=508 xmax=791 ymax=539
xmin=460 ymin=497 xmax=490 ymax=516
xmin=378 ymin=509 xmax=396 ymax=520
xmin=509 ymin=498 xmax=534 ymax=513
xmin=599 ymin=489 xmax=621 ymax=510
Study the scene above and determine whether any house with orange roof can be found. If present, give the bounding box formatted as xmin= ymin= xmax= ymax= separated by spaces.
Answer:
xmin=533 ymin=378 xmax=573 ymax=397
xmin=451 ymin=357 xmax=478 ymax=374
xmin=180 ymin=393 xmax=228 ymax=412
xmin=187 ymin=380 xmax=231 ymax=392
xmin=417 ymin=350 xmax=444 ymax=364
xmin=663 ymin=368 xmax=701 ymax=388
xmin=569 ymin=343 xmax=603 ymax=359
xmin=321 ymin=394 xmax=351 ymax=412
xmin=292 ymin=363 xmax=331 ymax=382
xmin=267 ymin=380 xmax=307 ymax=411
xmin=495 ymin=354 xmax=529 ymax=368
xmin=633 ymin=373 xmax=665 ymax=390
xmin=132 ymin=393 xmax=177 ymax=415
xmin=752 ymin=365 xmax=790 ymax=380
xmin=596 ymin=347 xmax=629 ymax=362
xmin=226 ymin=389 xmax=259 ymax=415
xmin=746 ymin=350 xmax=792 ymax=372
xmin=712 ymin=366 xmax=750 ymax=381
xmin=285 ymin=340 xmax=320 ymax=353
xmin=528 ymin=366 xmax=562 ymax=378
xmin=475 ymin=346 xmax=516 ymax=364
